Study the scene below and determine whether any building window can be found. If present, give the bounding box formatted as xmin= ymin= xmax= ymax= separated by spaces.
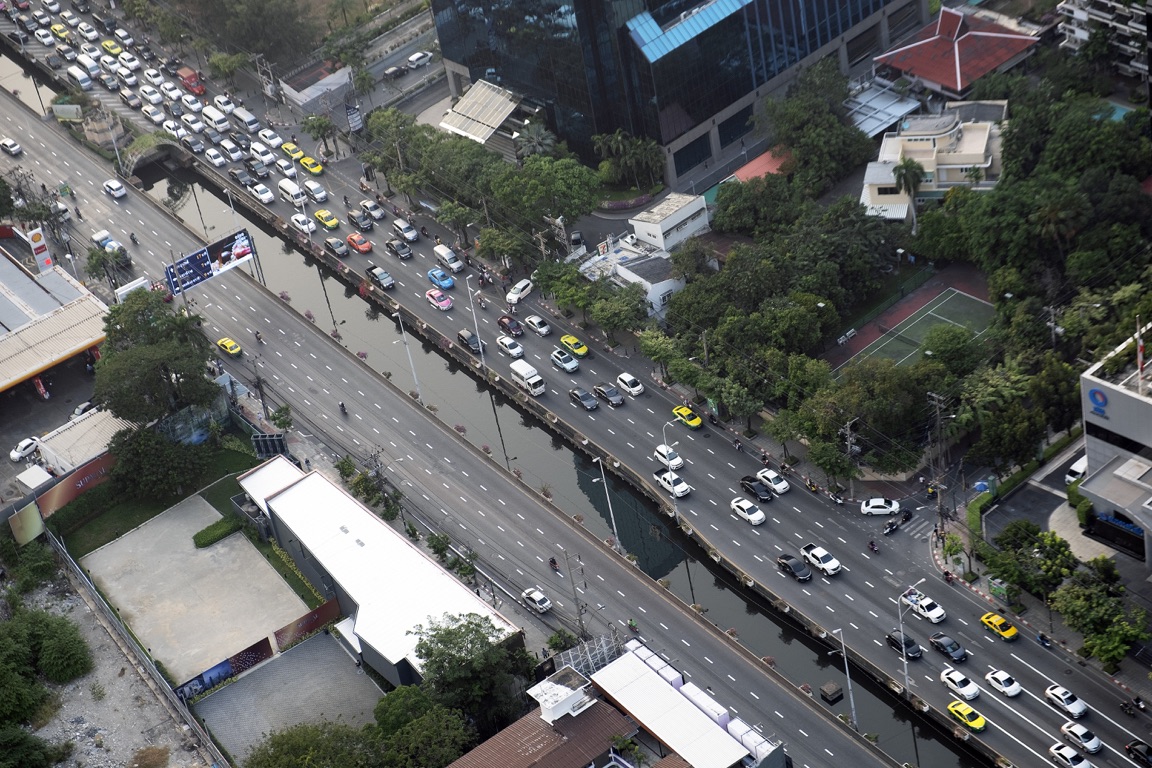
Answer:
xmin=877 ymin=186 xmax=898 ymax=196
xmin=673 ymin=134 xmax=711 ymax=177
xmin=660 ymin=290 xmax=673 ymax=306
xmin=718 ymin=105 xmax=754 ymax=148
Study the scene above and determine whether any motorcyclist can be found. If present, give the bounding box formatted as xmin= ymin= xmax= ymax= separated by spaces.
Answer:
xmin=548 ymin=557 xmax=558 ymax=570
xmin=339 ymin=401 xmax=347 ymax=414
xmin=255 ymin=331 xmax=264 ymax=343
xmin=130 ymin=232 xmax=139 ymax=244
xmin=343 ymin=195 xmax=350 ymax=208
xmin=733 ymin=437 xmax=742 ymax=452
xmin=943 ymin=569 xmax=953 ymax=583
xmin=420 ymin=226 xmax=429 ymax=238
xmin=868 ymin=540 xmax=878 ymax=552
xmin=627 ymin=618 xmax=638 ymax=631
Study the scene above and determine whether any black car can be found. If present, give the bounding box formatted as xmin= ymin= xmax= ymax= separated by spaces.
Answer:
xmin=135 ymin=43 xmax=156 ymax=61
xmin=6 ymin=30 xmax=30 ymax=45
xmin=1127 ymin=741 xmax=1152 ymax=766
xmin=776 ymin=554 xmax=812 ymax=582
xmin=347 ymin=209 xmax=373 ymax=231
xmin=498 ymin=315 xmax=523 ymax=337
xmin=201 ymin=127 xmax=223 ymax=145
xmin=164 ymin=100 xmax=185 ymax=118
xmin=244 ymin=158 xmax=269 ymax=179
xmin=740 ymin=476 xmax=773 ymax=503
xmin=228 ymin=131 xmax=251 ymax=151
xmin=457 ymin=329 xmax=484 ymax=355
xmin=593 ymin=383 xmax=624 ymax=407
xmin=569 ymin=387 xmax=598 ymax=411
xmin=161 ymin=57 xmax=181 ymax=77
xmin=886 ymin=629 xmax=922 ymax=659
xmin=228 ymin=167 xmax=254 ymax=187
xmin=929 ymin=632 xmax=968 ymax=662
xmin=323 ymin=237 xmax=349 ymax=257
xmin=56 ymin=43 xmax=76 ymax=61
xmin=45 ymin=53 xmax=65 ymax=70
xmin=98 ymin=73 xmax=118 ymax=91
xmin=385 ymin=238 xmax=412 ymax=259
xmin=181 ymin=135 xmax=205 ymax=154
xmin=70 ymin=0 xmax=91 ymax=12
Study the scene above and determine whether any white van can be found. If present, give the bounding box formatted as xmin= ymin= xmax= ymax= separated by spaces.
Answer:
xmin=434 ymin=243 xmax=464 ymax=273
xmin=201 ymin=105 xmax=230 ymax=133
xmin=232 ymin=106 xmax=260 ymax=134
xmin=278 ymin=178 xmax=305 ymax=208
xmin=249 ymin=141 xmax=275 ymax=166
xmin=302 ymin=179 xmax=328 ymax=203
xmin=509 ymin=360 xmax=545 ymax=396
xmin=66 ymin=65 xmax=92 ymax=90
xmin=1065 ymin=456 xmax=1088 ymax=486
xmin=76 ymin=54 xmax=100 ymax=79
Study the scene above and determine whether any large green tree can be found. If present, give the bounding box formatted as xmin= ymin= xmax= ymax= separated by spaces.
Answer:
xmin=244 ymin=721 xmax=381 ymax=768
xmin=107 ymin=427 xmax=210 ymax=500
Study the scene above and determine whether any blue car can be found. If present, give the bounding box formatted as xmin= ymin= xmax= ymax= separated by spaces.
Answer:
xmin=427 ymin=267 xmax=454 ymax=290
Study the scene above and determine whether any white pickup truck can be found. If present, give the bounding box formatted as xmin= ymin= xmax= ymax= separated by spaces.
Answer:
xmin=801 ymin=543 xmax=841 ymax=576
xmin=901 ymin=588 xmax=947 ymax=623
xmin=654 ymin=470 xmax=691 ymax=498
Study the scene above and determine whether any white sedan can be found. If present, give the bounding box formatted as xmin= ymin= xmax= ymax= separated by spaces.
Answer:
xmin=0 ymin=138 xmax=23 ymax=157
xmin=213 ymin=94 xmax=236 ymax=114
xmin=35 ymin=29 xmax=55 ymax=47
xmin=290 ymin=213 xmax=316 ymax=234
xmin=496 ymin=335 xmax=523 ymax=358
xmin=142 ymin=68 xmax=165 ymax=86
xmin=159 ymin=81 xmax=181 ymax=102
xmin=249 ymin=183 xmax=274 ymax=204
xmin=756 ymin=468 xmax=790 ymax=494
xmin=654 ymin=444 xmax=684 ymax=470
xmin=524 ymin=315 xmax=551 ymax=336
xmin=940 ymin=668 xmax=979 ymax=701
xmin=141 ymin=104 xmax=164 ymax=125
xmin=180 ymin=93 xmax=203 ymax=113
xmin=10 ymin=437 xmax=38 ymax=462
xmin=616 ymin=372 xmax=644 ymax=396
xmin=117 ymin=51 xmax=140 ymax=71
xmin=275 ymin=158 xmax=296 ymax=178
xmin=860 ymin=497 xmax=901 ymax=515
xmin=730 ymin=498 xmax=765 ymax=526
xmin=181 ymin=113 xmax=205 ymax=133
xmin=984 ymin=669 xmax=1022 ymax=697
xmin=102 ymin=178 xmax=127 ymax=198
xmin=60 ymin=10 xmax=80 ymax=27
xmin=1048 ymin=743 xmax=1092 ymax=768
xmin=204 ymin=148 xmax=227 ymax=167
xmin=1060 ymin=721 xmax=1102 ymax=754
xmin=257 ymin=128 xmax=283 ymax=148
xmin=77 ymin=22 xmax=99 ymax=41
xmin=138 ymin=84 xmax=162 ymax=105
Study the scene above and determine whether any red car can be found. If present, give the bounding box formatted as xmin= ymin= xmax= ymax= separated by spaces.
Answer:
xmin=346 ymin=233 xmax=372 ymax=253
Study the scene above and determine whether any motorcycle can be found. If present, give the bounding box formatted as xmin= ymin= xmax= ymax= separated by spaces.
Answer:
xmin=708 ymin=413 xmax=718 ymax=426
xmin=339 ymin=401 xmax=347 ymax=415
xmin=1136 ymin=696 xmax=1147 ymax=712
xmin=901 ymin=509 xmax=912 ymax=523
xmin=420 ymin=226 xmax=429 ymax=238
xmin=1122 ymin=701 xmax=1137 ymax=717
xmin=827 ymin=491 xmax=844 ymax=505
xmin=476 ymin=295 xmax=486 ymax=310
xmin=927 ymin=485 xmax=937 ymax=499
xmin=627 ymin=619 xmax=639 ymax=634
xmin=882 ymin=519 xmax=899 ymax=536
xmin=868 ymin=541 xmax=879 ymax=554
xmin=943 ymin=570 xmax=954 ymax=584
xmin=804 ymin=478 xmax=819 ymax=493
xmin=129 ymin=233 xmax=139 ymax=245
xmin=549 ymin=558 xmax=560 ymax=573
xmin=1037 ymin=633 xmax=1052 ymax=648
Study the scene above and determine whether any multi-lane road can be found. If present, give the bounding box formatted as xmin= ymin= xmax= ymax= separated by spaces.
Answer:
xmin=4 ymin=31 xmax=1149 ymax=767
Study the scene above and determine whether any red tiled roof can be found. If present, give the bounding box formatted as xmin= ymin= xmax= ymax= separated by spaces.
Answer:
xmin=874 ymin=8 xmax=1037 ymax=94
xmin=447 ymin=703 xmax=636 ymax=768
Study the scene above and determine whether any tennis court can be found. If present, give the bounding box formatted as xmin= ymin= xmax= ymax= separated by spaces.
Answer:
xmin=838 ymin=288 xmax=995 ymax=370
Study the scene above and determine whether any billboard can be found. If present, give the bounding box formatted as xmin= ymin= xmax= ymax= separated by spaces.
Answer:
xmin=164 ymin=229 xmax=255 ymax=296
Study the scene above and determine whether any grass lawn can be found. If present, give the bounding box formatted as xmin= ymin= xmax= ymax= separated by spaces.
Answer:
xmin=67 ymin=448 xmax=260 ymax=558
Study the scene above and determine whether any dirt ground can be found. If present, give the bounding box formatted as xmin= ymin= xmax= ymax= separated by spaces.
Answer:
xmin=28 ymin=575 xmax=210 ymax=768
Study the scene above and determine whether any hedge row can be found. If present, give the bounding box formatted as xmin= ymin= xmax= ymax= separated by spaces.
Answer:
xmin=192 ymin=516 xmax=242 ymax=548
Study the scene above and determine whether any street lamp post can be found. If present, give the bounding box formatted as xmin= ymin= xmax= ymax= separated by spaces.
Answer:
xmin=661 ymin=420 xmax=681 ymax=521
xmin=393 ymin=310 xmax=422 ymax=404
xmin=593 ymin=457 xmax=623 ymax=555
xmin=831 ymin=628 xmax=858 ymax=732
xmin=465 ymin=274 xmax=487 ymax=375
xmin=897 ymin=577 xmax=926 ymax=695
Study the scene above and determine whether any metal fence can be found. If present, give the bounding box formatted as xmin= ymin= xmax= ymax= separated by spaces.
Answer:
xmin=45 ymin=530 xmax=231 ymax=768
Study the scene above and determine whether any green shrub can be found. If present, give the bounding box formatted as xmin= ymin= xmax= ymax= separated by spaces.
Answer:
xmin=45 ymin=484 xmax=116 ymax=537
xmin=12 ymin=542 xmax=57 ymax=593
xmin=193 ymin=516 xmax=242 ymax=548
xmin=30 ymin=614 xmax=93 ymax=684
xmin=1076 ymin=498 xmax=1094 ymax=526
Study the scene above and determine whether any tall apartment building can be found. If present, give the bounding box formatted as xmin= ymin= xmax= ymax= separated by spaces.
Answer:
xmin=1058 ymin=0 xmax=1149 ymax=82
xmin=431 ymin=0 xmax=926 ymax=187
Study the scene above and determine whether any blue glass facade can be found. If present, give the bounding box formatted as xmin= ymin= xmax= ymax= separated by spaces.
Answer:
xmin=433 ymin=0 xmax=907 ymax=166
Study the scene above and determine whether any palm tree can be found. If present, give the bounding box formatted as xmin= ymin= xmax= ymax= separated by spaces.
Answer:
xmin=891 ymin=156 xmax=926 ymax=234
xmin=1029 ymin=187 xmax=1089 ymax=263
xmin=515 ymin=122 xmax=556 ymax=160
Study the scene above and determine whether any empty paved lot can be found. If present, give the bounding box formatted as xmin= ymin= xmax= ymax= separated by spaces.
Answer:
xmin=81 ymin=496 xmax=307 ymax=683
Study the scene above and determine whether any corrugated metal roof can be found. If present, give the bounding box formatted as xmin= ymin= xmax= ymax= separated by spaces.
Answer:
xmin=0 ymin=295 xmax=109 ymax=390
xmin=38 ymin=408 xmax=136 ymax=472
xmin=439 ymin=80 xmax=522 ymax=144
xmin=447 ymin=703 xmax=635 ymax=768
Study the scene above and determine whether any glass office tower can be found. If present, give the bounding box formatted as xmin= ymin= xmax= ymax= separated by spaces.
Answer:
xmin=432 ymin=0 xmax=917 ymax=181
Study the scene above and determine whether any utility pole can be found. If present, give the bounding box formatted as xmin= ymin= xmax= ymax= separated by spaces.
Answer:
xmin=564 ymin=552 xmax=588 ymax=639
xmin=842 ymin=417 xmax=859 ymax=498
xmin=928 ymin=392 xmax=948 ymax=531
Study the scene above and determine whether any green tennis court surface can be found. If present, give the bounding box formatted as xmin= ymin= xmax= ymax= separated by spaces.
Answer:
xmin=840 ymin=288 xmax=995 ymax=369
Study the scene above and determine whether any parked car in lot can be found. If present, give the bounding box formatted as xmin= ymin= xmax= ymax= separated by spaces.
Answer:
xmin=10 ymin=437 xmax=38 ymax=462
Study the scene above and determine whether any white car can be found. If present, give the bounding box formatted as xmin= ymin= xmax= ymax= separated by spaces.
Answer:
xmin=1048 ymin=743 xmax=1092 ymax=768
xmin=983 ymin=669 xmax=1021 ymax=697
xmin=69 ymin=402 xmax=94 ymax=420
xmin=860 ymin=497 xmax=901 ymax=515
xmin=113 ymin=27 xmax=134 ymax=47
xmin=138 ymin=84 xmax=162 ymax=104
xmin=524 ymin=315 xmax=551 ymax=336
xmin=654 ymin=444 xmax=684 ymax=470
xmin=249 ymin=141 xmax=274 ymax=165
xmin=801 ymin=543 xmax=841 ymax=576
xmin=10 ymin=437 xmax=38 ymax=462
xmin=616 ymin=372 xmax=644 ymax=396
xmin=79 ymin=42 xmax=100 ymax=59
xmin=249 ymin=183 xmax=274 ymax=204
xmin=654 ymin=470 xmax=691 ymax=498
xmin=1060 ymin=721 xmax=1102 ymax=754
xmin=115 ymin=67 xmax=137 ymax=86
xmin=43 ymin=0 xmax=61 ymax=10
xmin=60 ymin=10 xmax=80 ymax=27
xmin=117 ymin=51 xmax=140 ymax=71
xmin=550 ymin=348 xmax=579 ymax=373
xmin=0 ymin=138 xmax=23 ymax=157
xmin=290 ymin=213 xmax=315 ymax=234
xmin=161 ymin=119 xmax=187 ymax=139
xmin=900 ymin=588 xmax=947 ymax=623
xmin=730 ymin=497 xmax=766 ymax=525
xmin=180 ymin=113 xmax=205 ymax=133
xmin=257 ymin=128 xmax=283 ymax=148
xmin=521 ymin=587 xmax=552 ymax=614
xmin=940 ymin=668 xmax=979 ymax=701
xmin=274 ymin=158 xmax=296 ymax=178
xmin=219 ymin=139 xmax=243 ymax=162
xmin=204 ymin=147 xmax=226 ymax=167
xmin=141 ymin=104 xmax=164 ymax=125
xmin=159 ymin=81 xmax=181 ymax=102
xmin=102 ymin=178 xmax=126 ymax=198
xmin=1045 ymin=685 xmax=1088 ymax=719
xmin=213 ymin=94 xmax=236 ymax=114
xmin=142 ymin=68 xmax=164 ymax=86
xmin=496 ymin=335 xmax=523 ymax=358
xmin=755 ymin=468 xmax=790 ymax=494
xmin=506 ymin=278 xmax=533 ymax=304
xmin=77 ymin=22 xmax=98 ymax=41
xmin=35 ymin=29 xmax=55 ymax=46
xmin=360 ymin=199 xmax=386 ymax=220
xmin=180 ymin=93 xmax=203 ymax=113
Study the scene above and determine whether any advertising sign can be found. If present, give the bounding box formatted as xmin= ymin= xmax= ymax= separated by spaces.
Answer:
xmin=346 ymin=102 xmax=364 ymax=133
xmin=164 ymin=229 xmax=255 ymax=296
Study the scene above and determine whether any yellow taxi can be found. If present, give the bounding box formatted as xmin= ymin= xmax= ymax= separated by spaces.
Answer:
xmin=559 ymin=334 xmax=589 ymax=358
xmin=50 ymin=23 xmax=70 ymax=41
xmin=299 ymin=156 xmax=323 ymax=175
xmin=947 ymin=700 xmax=986 ymax=732
xmin=216 ymin=337 xmax=242 ymax=357
xmin=281 ymin=142 xmax=303 ymax=160
xmin=672 ymin=405 xmax=703 ymax=430
xmin=101 ymin=39 xmax=122 ymax=55
xmin=980 ymin=612 xmax=1018 ymax=641
xmin=314 ymin=209 xmax=339 ymax=230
